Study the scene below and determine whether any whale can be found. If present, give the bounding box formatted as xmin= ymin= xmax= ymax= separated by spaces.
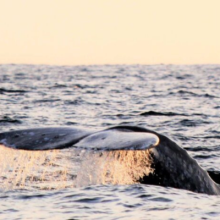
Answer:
xmin=0 ymin=125 xmax=219 ymax=195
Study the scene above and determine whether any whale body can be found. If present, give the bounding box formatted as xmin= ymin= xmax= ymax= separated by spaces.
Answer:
xmin=0 ymin=125 xmax=219 ymax=195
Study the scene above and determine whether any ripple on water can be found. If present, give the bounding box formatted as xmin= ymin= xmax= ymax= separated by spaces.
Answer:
xmin=1 ymin=64 xmax=220 ymax=219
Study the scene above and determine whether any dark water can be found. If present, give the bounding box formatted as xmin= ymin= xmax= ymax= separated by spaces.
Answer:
xmin=0 ymin=64 xmax=220 ymax=219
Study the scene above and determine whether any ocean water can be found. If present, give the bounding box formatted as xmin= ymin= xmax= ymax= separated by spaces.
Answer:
xmin=0 ymin=64 xmax=220 ymax=219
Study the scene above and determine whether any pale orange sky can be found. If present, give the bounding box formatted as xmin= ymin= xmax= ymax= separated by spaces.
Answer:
xmin=0 ymin=0 xmax=220 ymax=65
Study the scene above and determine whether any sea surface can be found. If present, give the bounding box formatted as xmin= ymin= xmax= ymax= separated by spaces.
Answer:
xmin=0 ymin=64 xmax=220 ymax=219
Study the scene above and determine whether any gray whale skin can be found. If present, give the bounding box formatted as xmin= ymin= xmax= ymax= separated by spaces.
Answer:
xmin=0 ymin=125 xmax=219 ymax=195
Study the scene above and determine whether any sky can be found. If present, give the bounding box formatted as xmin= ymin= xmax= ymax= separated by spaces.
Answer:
xmin=0 ymin=0 xmax=220 ymax=65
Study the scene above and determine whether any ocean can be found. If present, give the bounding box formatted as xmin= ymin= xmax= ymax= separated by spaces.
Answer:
xmin=0 ymin=64 xmax=220 ymax=219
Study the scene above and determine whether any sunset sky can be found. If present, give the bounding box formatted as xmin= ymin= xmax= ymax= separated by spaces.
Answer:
xmin=0 ymin=0 xmax=220 ymax=65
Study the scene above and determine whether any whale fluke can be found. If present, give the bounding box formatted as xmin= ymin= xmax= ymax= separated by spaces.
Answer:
xmin=0 ymin=126 xmax=159 ymax=151
xmin=0 ymin=125 xmax=220 ymax=195
xmin=76 ymin=128 xmax=159 ymax=151
xmin=0 ymin=127 xmax=94 ymax=150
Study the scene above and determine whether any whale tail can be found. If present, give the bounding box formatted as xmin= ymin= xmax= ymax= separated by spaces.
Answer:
xmin=0 ymin=127 xmax=93 ymax=150
xmin=1 ymin=126 xmax=220 ymax=195
xmin=0 ymin=126 xmax=159 ymax=151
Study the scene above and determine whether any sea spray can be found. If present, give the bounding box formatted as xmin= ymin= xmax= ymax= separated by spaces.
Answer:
xmin=0 ymin=145 xmax=77 ymax=190
xmin=74 ymin=150 xmax=154 ymax=187
xmin=0 ymin=144 xmax=153 ymax=190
